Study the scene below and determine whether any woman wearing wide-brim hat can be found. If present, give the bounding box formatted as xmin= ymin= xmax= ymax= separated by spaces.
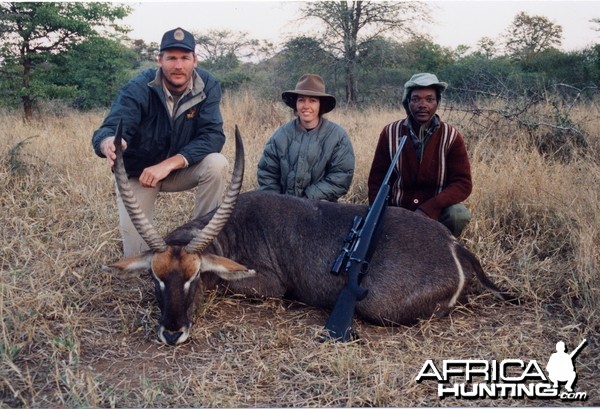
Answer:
xmin=257 ymin=74 xmax=355 ymax=201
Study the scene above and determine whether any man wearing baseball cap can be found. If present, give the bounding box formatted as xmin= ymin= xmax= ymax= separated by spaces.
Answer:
xmin=367 ymin=73 xmax=472 ymax=236
xmin=92 ymin=27 xmax=228 ymax=256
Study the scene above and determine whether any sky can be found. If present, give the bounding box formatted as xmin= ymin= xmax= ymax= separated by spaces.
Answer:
xmin=122 ymin=1 xmax=600 ymax=52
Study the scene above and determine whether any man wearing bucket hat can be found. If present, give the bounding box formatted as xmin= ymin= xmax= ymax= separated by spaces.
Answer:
xmin=257 ymin=74 xmax=355 ymax=201
xmin=92 ymin=27 xmax=228 ymax=256
xmin=367 ymin=73 xmax=472 ymax=236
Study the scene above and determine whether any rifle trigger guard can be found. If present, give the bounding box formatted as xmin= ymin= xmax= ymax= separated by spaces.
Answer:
xmin=349 ymin=257 xmax=369 ymax=274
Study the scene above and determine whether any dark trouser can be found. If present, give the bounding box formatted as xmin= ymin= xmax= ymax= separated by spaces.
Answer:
xmin=439 ymin=203 xmax=471 ymax=237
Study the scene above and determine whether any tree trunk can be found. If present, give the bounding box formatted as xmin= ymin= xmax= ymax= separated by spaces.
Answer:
xmin=343 ymin=1 xmax=361 ymax=107
xmin=343 ymin=29 xmax=358 ymax=106
xmin=345 ymin=59 xmax=357 ymax=107
xmin=22 ymin=96 xmax=34 ymax=122
xmin=21 ymin=47 xmax=33 ymax=121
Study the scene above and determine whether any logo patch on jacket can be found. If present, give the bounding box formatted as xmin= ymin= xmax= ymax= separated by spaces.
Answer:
xmin=186 ymin=107 xmax=197 ymax=119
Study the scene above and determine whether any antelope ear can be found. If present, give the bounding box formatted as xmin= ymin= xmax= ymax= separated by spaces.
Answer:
xmin=200 ymin=253 xmax=256 ymax=281
xmin=102 ymin=252 xmax=153 ymax=278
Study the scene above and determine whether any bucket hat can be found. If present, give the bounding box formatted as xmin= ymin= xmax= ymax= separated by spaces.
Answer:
xmin=401 ymin=73 xmax=448 ymax=109
xmin=160 ymin=27 xmax=195 ymax=52
xmin=282 ymin=74 xmax=336 ymax=114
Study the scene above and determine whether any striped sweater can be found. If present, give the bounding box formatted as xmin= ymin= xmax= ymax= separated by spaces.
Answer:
xmin=367 ymin=116 xmax=472 ymax=220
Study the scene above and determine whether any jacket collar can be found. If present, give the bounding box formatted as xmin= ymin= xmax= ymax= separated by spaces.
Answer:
xmin=148 ymin=69 xmax=207 ymax=119
xmin=406 ymin=114 xmax=440 ymax=135
xmin=294 ymin=117 xmax=327 ymax=133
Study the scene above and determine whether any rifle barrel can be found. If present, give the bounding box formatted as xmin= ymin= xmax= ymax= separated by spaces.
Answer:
xmin=381 ymin=135 xmax=407 ymax=186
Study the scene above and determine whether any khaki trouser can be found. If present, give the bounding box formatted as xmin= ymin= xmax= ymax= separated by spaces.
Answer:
xmin=116 ymin=153 xmax=229 ymax=257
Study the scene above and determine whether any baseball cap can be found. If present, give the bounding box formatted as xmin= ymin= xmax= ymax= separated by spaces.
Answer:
xmin=160 ymin=27 xmax=195 ymax=52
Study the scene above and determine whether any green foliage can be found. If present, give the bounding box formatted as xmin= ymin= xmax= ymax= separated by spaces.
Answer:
xmin=0 ymin=4 xmax=598 ymax=114
xmin=504 ymin=11 xmax=563 ymax=62
xmin=46 ymin=37 xmax=138 ymax=109
xmin=300 ymin=0 xmax=431 ymax=105
xmin=0 ymin=58 xmax=22 ymax=109
xmin=523 ymin=48 xmax=600 ymax=86
xmin=0 ymin=2 xmax=131 ymax=118
xmin=277 ymin=37 xmax=338 ymax=88
xmin=195 ymin=29 xmax=265 ymax=69
xmin=354 ymin=37 xmax=457 ymax=105
xmin=247 ymin=36 xmax=340 ymax=101
xmin=192 ymin=28 xmax=277 ymax=95
xmin=440 ymin=55 xmax=520 ymax=103
xmin=213 ymin=70 xmax=253 ymax=91
xmin=394 ymin=39 xmax=456 ymax=73
xmin=128 ymin=38 xmax=159 ymax=67
xmin=204 ymin=53 xmax=241 ymax=72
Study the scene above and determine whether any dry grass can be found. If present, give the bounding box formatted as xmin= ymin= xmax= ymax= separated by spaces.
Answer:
xmin=0 ymin=92 xmax=598 ymax=407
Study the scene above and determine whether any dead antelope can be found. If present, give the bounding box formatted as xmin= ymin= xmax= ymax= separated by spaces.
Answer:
xmin=107 ymin=126 xmax=514 ymax=345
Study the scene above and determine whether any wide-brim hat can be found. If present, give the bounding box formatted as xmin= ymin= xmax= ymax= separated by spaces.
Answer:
xmin=401 ymin=73 xmax=448 ymax=109
xmin=160 ymin=27 xmax=195 ymax=52
xmin=282 ymin=74 xmax=336 ymax=114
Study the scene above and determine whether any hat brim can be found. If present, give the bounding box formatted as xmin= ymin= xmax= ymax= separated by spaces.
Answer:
xmin=282 ymin=91 xmax=336 ymax=114
xmin=401 ymin=83 xmax=447 ymax=110
xmin=160 ymin=43 xmax=195 ymax=52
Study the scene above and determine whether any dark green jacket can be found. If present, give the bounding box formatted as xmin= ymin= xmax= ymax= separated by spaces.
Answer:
xmin=257 ymin=118 xmax=355 ymax=201
xmin=92 ymin=68 xmax=225 ymax=177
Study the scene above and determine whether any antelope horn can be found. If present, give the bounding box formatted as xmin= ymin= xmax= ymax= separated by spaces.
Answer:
xmin=185 ymin=125 xmax=244 ymax=254
xmin=113 ymin=119 xmax=168 ymax=253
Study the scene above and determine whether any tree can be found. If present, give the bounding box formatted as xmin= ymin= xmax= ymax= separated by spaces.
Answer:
xmin=195 ymin=29 xmax=273 ymax=70
xmin=523 ymin=47 xmax=600 ymax=86
xmin=193 ymin=29 xmax=274 ymax=91
xmin=278 ymin=37 xmax=338 ymax=88
xmin=503 ymin=12 xmax=563 ymax=62
xmin=300 ymin=0 xmax=430 ymax=106
xmin=352 ymin=37 xmax=408 ymax=105
xmin=0 ymin=2 xmax=130 ymax=120
xmin=128 ymin=38 xmax=160 ymax=68
xmin=47 ymin=37 xmax=138 ymax=109
xmin=394 ymin=38 xmax=455 ymax=73
xmin=476 ymin=36 xmax=499 ymax=59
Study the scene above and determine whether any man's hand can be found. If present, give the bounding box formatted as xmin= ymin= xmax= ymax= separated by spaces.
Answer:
xmin=139 ymin=155 xmax=187 ymax=188
xmin=99 ymin=136 xmax=127 ymax=167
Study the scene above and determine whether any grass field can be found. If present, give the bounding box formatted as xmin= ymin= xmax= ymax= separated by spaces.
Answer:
xmin=1 ymin=91 xmax=598 ymax=407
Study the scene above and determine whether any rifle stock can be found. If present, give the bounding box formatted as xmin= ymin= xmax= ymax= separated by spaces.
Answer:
xmin=323 ymin=269 xmax=365 ymax=342
xmin=323 ymin=135 xmax=407 ymax=342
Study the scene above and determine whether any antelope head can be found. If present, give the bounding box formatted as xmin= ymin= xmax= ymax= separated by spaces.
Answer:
xmin=107 ymin=121 xmax=255 ymax=345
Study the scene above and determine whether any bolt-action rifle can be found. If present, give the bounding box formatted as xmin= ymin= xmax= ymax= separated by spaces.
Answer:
xmin=324 ymin=135 xmax=407 ymax=342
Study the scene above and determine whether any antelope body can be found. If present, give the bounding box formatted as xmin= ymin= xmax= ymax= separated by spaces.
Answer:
xmin=108 ymin=125 xmax=510 ymax=345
